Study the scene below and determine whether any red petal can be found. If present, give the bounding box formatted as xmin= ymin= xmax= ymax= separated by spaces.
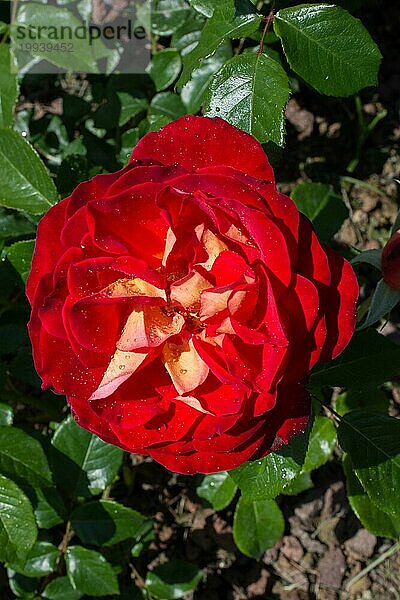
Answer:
xmin=65 ymin=168 xmax=129 ymax=217
xmin=26 ymin=199 xmax=68 ymax=302
xmin=87 ymin=183 xmax=168 ymax=267
xmin=320 ymin=247 xmax=358 ymax=361
xmin=279 ymin=274 xmax=322 ymax=382
xmin=130 ymin=116 xmax=274 ymax=181
xmin=28 ymin=317 xmax=104 ymax=399
xmin=251 ymin=384 xmax=311 ymax=459
xmin=69 ymin=395 xmax=122 ymax=447
xmin=382 ymin=230 xmax=400 ymax=289
xmin=188 ymin=373 xmax=247 ymax=417
xmin=106 ymin=164 xmax=186 ymax=196
xmin=296 ymin=216 xmax=331 ymax=286
xmin=147 ymin=432 xmax=267 ymax=475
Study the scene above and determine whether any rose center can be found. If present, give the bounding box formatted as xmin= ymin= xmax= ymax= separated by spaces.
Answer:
xmin=162 ymin=303 xmax=205 ymax=335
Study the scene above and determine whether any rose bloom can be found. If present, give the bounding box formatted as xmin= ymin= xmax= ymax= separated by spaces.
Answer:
xmin=27 ymin=116 xmax=358 ymax=474
xmin=381 ymin=229 xmax=400 ymax=290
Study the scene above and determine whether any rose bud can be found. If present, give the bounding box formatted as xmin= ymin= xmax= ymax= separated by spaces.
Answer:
xmin=26 ymin=116 xmax=359 ymax=474
xmin=382 ymin=230 xmax=400 ymax=290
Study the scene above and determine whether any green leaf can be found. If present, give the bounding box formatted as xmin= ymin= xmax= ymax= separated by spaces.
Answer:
xmin=338 ymin=411 xmax=400 ymax=520
xmin=343 ymin=454 xmax=400 ymax=539
xmin=0 ymin=209 xmax=35 ymax=241
xmin=90 ymin=91 xmax=137 ymax=132
xmin=282 ymin=471 xmax=313 ymax=496
xmin=233 ymin=496 xmax=284 ymax=559
xmin=291 ymin=182 xmax=348 ymax=243
xmin=310 ymin=330 xmax=400 ymax=391
xmin=119 ymin=128 xmax=140 ymax=165
xmin=13 ymin=4 xmax=112 ymax=73
xmin=6 ymin=240 xmax=35 ymax=283
xmin=0 ymin=474 xmax=37 ymax=563
xmin=145 ymin=559 xmax=203 ymax=600
xmin=351 ymin=248 xmax=382 ymax=270
xmin=0 ymin=403 xmax=13 ymax=426
xmin=51 ymin=416 xmax=123 ymax=498
xmin=71 ymin=500 xmax=152 ymax=547
xmin=274 ymin=4 xmax=382 ymax=97
xmin=196 ymin=472 xmax=237 ymax=511
xmin=230 ymin=427 xmax=309 ymax=499
xmin=131 ymin=529 xmax=156 ymax=558
xmin=84 ymin=128 xmax=120 ymax=172
xmin=150 ymin=0 xmax=191 ymax=37
xmin=359 ymin=279 xmax=400 ymax=330
xmin=171 ymin=11 xmax=204 ymax=55
xmin=0 ymin=426 xmax=53 ymax=487
xmin=303 ymin=416 xmax=337 ymax=472
xmin=9 ymin=541 xmax=58 ymax=577
xmin=147 ymin=49 xmax=182 ymax=91
xmin=148 ymin=115 xmax=173 ymax=132
xmin=63 ymin=139 xmax=87 ymax=159
xmin=150 ymin=92 xmax=187 ymax=119
xmin=7 ymin=569 xmax=38 ymax=599
xmin=181 ymin=40 xmax=232 ymax=114
xmin=65 ymin=546 xmax=119 ymax=597
xmin=188 ymin=0 xmax=220 ymax=17
xmin=178 ymin=1 xmax=261 ymax=88
xmin=30 ymin=486 xmax=67 ymax=529
xmin=334 ymin=387 xmax=389 ymax=417
xmin=275 ymin=416 xmax=325 ymax=497
xmin=0 ymin=129 xmax=58 ymax=214
xmin=48 ymin=115 xmax=69 ymax=150
xmin=0 ymin=46 xmax=18 ymax=128
xmin=205 ymin=52 xmax=290 ymax=145
xmin=117 ymin=94 xmax=148 ymax=127
xmin=43 ymin=576 xmax=83 ymax=600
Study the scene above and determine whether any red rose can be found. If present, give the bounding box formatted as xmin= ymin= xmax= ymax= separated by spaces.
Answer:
xmin=27 ymin=116 xmax=358 ymax=474
xmin=381 ymin=230 xmax=400 ymax=290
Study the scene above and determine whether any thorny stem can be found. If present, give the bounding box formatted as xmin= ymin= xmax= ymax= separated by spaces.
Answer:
xmin=235 ymin=37 xmax=246 ymax=55
xmin=58 ymin=520 xmax=74 ymax=558
xmin=39 ymin=521 xmax=74 ymax=594
xmin=257 ymin=4 xmax=276 ymax=56
xmin=310 ymin=392 xmax=342 ymax=423
xmin=130 ymin=563 xmax=146 ymax=589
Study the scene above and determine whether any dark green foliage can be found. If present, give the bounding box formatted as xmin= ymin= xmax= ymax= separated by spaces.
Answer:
xmin=233 ymin=497 xmax=284 ymax=559
xmin=291 ymin=182 xmax=348 ymax=243
xmin=145 ymin=560 xmax=203 ymax=600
